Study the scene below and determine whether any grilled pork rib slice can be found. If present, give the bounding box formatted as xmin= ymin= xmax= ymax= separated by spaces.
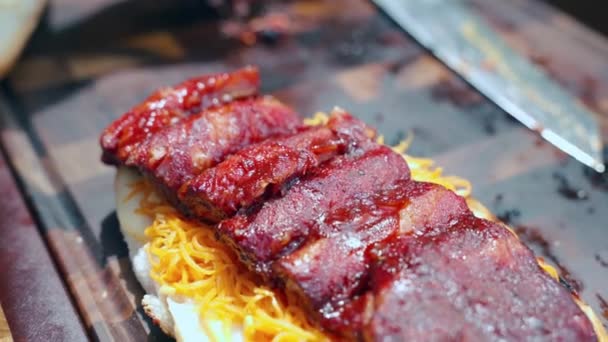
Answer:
xmin=126 ymin=96 xmax=302 ymax=207
xmin=275 ymin=181 xmax=471 ymax=337
xmin=179 ymin=126 xmax=336 ymax=222
xmin=179 ymin=110 xmax=374 ymax=222
xmin=100 ymin=67 xmax=260 ymax=165
xmin=396 ymin=180 xmax=471 ymax=236
xmin=217 ymin=144 xmax=410 ymax=277
xmin=364 ymin=216 xmax=597 ymax=341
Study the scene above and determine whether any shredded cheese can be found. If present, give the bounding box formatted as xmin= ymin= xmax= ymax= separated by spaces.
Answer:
xmin=128 ymin=112 xmax=606 ymax=341
xmin=137 ymin=187 xmax=327 ymax=342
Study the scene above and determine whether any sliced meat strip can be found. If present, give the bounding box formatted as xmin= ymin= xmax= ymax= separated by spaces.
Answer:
xmin=217 ymin=144 xmax=410 ymax=276
xmin=126 ymin=96 xmax=301 ymax=205
xmin=276 ymin=215 xmax=398 ymax=338
xmin=325 ymin=107 xmax=377 ymax=152
xmin=397 ymin=180 xmax=471 ymax=236
xmin=179 ymin=110 xmax=375 ymax=222
xmin=100 ymin=66 xmax=260 ymax=165
xmin=274 ymin=181 xmax=471 ymax=337
xmin=365 ymin=216 xmax=597 ymax=341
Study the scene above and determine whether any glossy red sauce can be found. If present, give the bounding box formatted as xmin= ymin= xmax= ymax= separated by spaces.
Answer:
xmin=278 ymin=181 xmax=470 ymax=336
xmin=180 ymin=110 xmax=376 ymax=223
xmin=218 ymin=144 xmax=410 ymax=275
xmin=100 ymin=67 xmax=260 ymax=164
xmin=126 ymin=97 xmax=302 ymax=204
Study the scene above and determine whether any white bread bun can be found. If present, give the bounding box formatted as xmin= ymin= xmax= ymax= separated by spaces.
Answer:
xmin=0 ymin=0 xmax=46 ymax=77
xmin=114 ymin=167 xmax=243 ymax=341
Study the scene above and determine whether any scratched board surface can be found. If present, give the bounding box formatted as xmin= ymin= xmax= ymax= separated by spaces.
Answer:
xmin=0 ymin=0 xmax=607 ymax=340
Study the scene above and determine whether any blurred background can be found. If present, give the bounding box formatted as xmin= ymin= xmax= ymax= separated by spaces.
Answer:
xmin=1 ymin=1 xmax=608 ymax=341
xmin=546 ymin=0 xmax=608 ymax=36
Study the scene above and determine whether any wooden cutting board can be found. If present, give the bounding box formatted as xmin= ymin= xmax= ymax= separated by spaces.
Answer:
xmin=0 ymin=0 xmax=607 ymax=340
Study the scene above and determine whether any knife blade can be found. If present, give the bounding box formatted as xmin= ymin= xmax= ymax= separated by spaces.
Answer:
xmin=374 ymin=0 xmax=605 ymax=172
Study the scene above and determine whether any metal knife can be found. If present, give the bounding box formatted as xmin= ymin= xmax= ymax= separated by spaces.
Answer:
xmin=374 ymin=0 xmax=605 ymax=172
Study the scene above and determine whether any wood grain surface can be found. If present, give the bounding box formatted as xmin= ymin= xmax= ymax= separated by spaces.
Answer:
xmin=0 ymin=117 xmax=87 ymax=341
xmin=0 ymin=0 xmax=607 ymax=340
